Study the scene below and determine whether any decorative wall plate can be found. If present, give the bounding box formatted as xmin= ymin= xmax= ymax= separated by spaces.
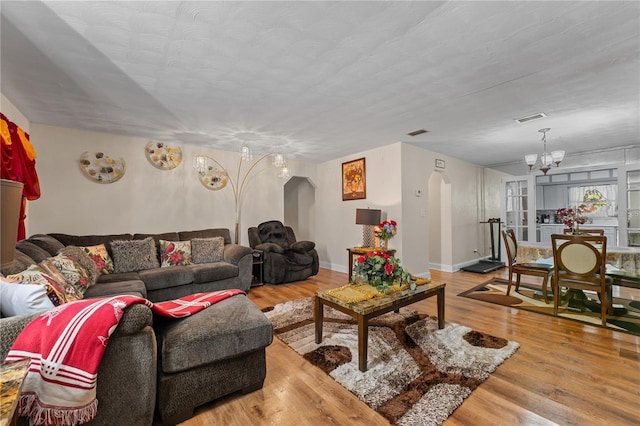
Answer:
xmin=145 ymin=141 xmax=182 ymax=170
xmin=79 ymin=152 xmax=125 ymax=184
xmin=197 ymin=164 xmax=229 ymax=191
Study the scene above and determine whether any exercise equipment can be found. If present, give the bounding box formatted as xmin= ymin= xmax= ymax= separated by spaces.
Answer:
xmin=461 ymin=218 xmax=505 ymax=274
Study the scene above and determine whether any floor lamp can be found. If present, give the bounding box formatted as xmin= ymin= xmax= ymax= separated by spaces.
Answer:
xmin=356 ymin=208 xmax=381 ymax=248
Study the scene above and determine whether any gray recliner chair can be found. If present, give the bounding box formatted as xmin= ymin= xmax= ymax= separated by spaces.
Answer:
xmin=247 ymin=220 xmax=319 ymax=284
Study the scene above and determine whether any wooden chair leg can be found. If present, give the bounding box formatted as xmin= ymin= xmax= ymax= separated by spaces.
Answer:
xmin=515 ymin=274 xmax=521 ymax=294
xmin=506 ymin=273 xmax=513 ymax=296
xmin=541 ymin=274 xmax=549 ymax=304
xmin=601 ymin=291 xmax=607 ymax=326
xmin=553 ymin=281 xmax=559 ymax=317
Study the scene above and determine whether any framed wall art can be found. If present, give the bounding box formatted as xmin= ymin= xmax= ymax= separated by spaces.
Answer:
xmin=342 ymin=157 xmax=366 ymax=201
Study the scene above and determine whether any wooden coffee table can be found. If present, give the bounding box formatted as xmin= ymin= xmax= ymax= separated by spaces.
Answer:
xmin=314 ymin=281 xmax=445 ymax=372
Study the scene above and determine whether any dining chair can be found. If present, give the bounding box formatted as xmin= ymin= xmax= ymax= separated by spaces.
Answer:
xmin=562 ymin=228 xmax=604 ymax=235
xmin=501 ymin=229 xmax=554 ymax=303
xmin=551 ymin=233 xmax=612 ymax=326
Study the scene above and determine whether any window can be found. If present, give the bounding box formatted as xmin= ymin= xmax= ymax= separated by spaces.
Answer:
xmin=568 ymin=184 xmax=617 ymax=217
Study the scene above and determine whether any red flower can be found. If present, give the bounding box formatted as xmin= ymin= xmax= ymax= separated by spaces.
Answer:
xmin=382 ymin=253 xmax=390 ymax=260
xmin=90 ymin=254 xmax=105 ymax=271
xmin=169 ymin=251 xmax=184 ymax=264
xmin=164 ymin=242 xmax=175 ymax=254
xmin=384 ymin=263 xmax=394 ymax=275
xmin=357 ymin=256 xmax=366 ymax=263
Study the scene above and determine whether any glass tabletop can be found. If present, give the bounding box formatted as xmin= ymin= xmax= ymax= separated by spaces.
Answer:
xmin=316 ymin=280 xmax=445 ymax=315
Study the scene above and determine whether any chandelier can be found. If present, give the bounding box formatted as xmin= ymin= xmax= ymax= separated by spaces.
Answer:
xmin=524 ymin=128 xmax=565 ymax=175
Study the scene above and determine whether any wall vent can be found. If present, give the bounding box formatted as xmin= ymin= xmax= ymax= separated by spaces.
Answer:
xmin=514 ymin=112 xmax=547 ymax=123
xmin=407 ymin=129 xmax=428 ymax=136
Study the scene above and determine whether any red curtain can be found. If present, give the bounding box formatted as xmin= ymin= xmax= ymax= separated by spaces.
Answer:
xmin=1 ymin=113 xmax=41 ymax=240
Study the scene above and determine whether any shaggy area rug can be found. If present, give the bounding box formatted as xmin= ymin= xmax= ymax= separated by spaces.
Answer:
xmin=459 ymin=278 xmax=640 ymax=336
xmin=263 ymin=298 xmax=519 ymax=426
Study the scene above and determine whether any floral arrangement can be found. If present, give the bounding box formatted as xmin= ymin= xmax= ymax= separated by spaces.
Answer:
xmin=375 ymin=220 xmax=397 ymax=240
xmin=344 ymin=164 xmax=364 ymax=191
xmin=556 ymin=205 xmax=589 ymax=229
xmin=352 ymin=251 xmax=414 ymax=293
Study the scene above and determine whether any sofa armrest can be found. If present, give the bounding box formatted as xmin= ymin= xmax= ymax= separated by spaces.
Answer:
xmin=290 ymin=241 xmax=315 ymax=252
xmin=0 ymin=313 xmax=40 ymax=360
xmin=254 ymin=242 xmax=285 ymax=254
xmin=0 ymin=304 xmax=152 ymax=361
xmin=223 ymin=244 xmax=253 ymax=265
xmin=112 ymin=304 xmax=153 ymax=336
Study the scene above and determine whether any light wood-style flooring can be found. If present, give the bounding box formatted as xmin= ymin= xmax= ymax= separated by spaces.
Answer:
xmin=181 ymin=268 xmax=640 ymax=425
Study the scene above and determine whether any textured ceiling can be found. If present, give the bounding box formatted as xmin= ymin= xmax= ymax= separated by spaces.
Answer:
xmin=1 ymin=1 xmax=638 ymax=167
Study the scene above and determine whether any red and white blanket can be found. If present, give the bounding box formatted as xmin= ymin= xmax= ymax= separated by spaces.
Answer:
xmin=3 ymin=289 xmax=245 ymax=425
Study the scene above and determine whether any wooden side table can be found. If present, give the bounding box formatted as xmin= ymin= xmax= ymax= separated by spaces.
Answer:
xmin=347 ymin=247 xmax=396 ymax=279
xmin=251 ymin=249 xmax=264 ymax=287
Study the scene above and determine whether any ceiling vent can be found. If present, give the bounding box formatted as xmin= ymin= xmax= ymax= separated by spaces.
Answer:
xmin=514 ymin=112 xmax=547 ymax=124
xmin=407 ymin=129 xmax=428 ymax=137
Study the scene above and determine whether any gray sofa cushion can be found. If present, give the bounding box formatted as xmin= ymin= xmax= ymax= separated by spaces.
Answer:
xmin=85 ymin=280 xmax=147 ymax=299
xmin=138 ymin=266 xmax=194 ymax=291
xmin=1 ymin=250 xmax=36 ymax=276
xmin=156 ymin=295 xmax=273 ymax=374
xmin=49 ymin=233 xmax=133 ymax=257
xmin=28 ymin=234 xmax=65 ymax=256
xmin=190 ymin=262 xmax=238 ymax=283
xmin=97 ymin=271 xmax=140 ymax=284
xmin=15 ymin=241 xmax=51 ymax=263
xmin=111 ymin=237 xmax=160 ymax=273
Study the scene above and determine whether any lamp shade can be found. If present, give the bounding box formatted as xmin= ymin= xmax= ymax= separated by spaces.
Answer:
xmin=355 ymin=208 xmax=381 ymax=225
xmin=1 ymin=179 xmax=24 ymax=270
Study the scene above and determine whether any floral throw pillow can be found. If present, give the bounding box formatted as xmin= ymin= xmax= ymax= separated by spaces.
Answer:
xmin=82 ymin=244 xmax=115 ymax=274
xmin=41 ymin=253 xmax=91 ymax=299
xmin=7 ymin=264 xmax=69 ymax=306
xmin=159 ymin=240 xmax=192 ymax=267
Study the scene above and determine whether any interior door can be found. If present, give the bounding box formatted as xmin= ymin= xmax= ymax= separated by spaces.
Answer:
xmin=501 ymin=175 xmax=537 ymax=243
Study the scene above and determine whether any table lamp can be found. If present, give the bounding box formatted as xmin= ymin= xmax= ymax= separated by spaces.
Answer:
xmin=1 ymin=179 xmax=24 ymax=270
xmin=355 ymin=208 xmax=381 ymax=248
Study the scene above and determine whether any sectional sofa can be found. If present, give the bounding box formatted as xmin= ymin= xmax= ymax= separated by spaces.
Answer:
xmin=6 ymin=228 xmax=254 ymax=302
xmin=0 ymin=228 xmax=274 ymax=425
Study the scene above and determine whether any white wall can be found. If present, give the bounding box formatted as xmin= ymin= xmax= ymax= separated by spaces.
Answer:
xmin=25 ymin=123 xmax=315 ymax=245
xmin=284 ymin=176 xmax=316 ymax=242
xmin=1 ymin=94 xmax=30 ymax=132
xmin=400 ymin=144 xmax=487 ymax=273
xmin=6 ymin=92 xmax=493 ymax=275
xmin=315 ymin=143 xmax=402 ymax=272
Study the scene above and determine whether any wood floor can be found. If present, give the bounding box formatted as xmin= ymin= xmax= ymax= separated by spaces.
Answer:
xmin=181 ymin=268 xmax=640 ymax=426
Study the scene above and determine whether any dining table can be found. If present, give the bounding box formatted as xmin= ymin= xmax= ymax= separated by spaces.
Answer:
xmin=516 ymin=241 xmax=640 ymax=275
xmin=516 ymin=241 xmax=640 ymax=311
